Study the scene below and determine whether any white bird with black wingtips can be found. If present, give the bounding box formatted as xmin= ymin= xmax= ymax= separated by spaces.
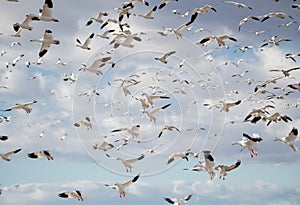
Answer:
xmin=185 ymin=150 xmax=216 ymax=180
xmin=164 ymin=194 xmax=192 ymax=205
xmin=274 ymin=127 xmax=298 ymax=151
xmin=154 ymin=51 xmax=176 ymax=64
xmin=2 ymin=100 xmax=37 ymax=113
xmin=214 ymin=159 xmax=241 ymax=180
xmin=111 ymin=124 xmax=141 ymax=138
xmin=0 ymin=148 xmax=21 ymax=161
xmin=27 ymin=150 xmax=54 ymax=160
xmin=143 ymin=103 xmax=171 ymax=123
xmin=76 ymin=33 xmax=94 ymax=50
xmin=232 ymin=133 xmax=263 ymax=157
xmin=58 ymin=190 xmax=83 ymax=201
xmin=105 ymin=174 xmax=140 ymax=198
xmin=35 ymin=0 xmax=59 ymax=22
xmin=30 ymin=29 xmax=60 ymax=58
xmin=105 ymin=153 xmax=145 ymax=172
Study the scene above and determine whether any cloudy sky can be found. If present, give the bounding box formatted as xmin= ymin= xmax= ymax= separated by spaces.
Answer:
xmin=0 ymin=0 xmax=300 ymax=204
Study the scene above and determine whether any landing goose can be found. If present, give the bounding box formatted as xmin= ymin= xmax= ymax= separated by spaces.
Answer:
xmin=232 ymin=133 xmax=263 ymax=157
xmin=274 ymin=127 xmax=298 ymax=151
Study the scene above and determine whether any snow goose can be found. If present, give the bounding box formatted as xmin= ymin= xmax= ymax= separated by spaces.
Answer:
xmin=2 ymin=100 xmax=37 ymax=113
xmin=261 ymin=38 xmax=291 ymax=47
xmin=266 ymin=112 xmax=292 ymax=126
xmin=111 ymin=124 xmax=140 ymax=138
xmin=120 ymin=81 xmax=140 ymax=96
xmin=141 ymin=92 xmax=170 ymax=108
xmin=269 ymin=67 xmax=300 ymax=77
xmin=138 ymin=6 xmax=157 ymax=19
xmin=158 ymin=0 xmax=179 ymax=9
xmin=76 ymin=33 xmax=94 ymax=50
xmin=238 ymin=15 xmax=260 ymax=31
xmin=117 ymin=4 xmax=134 ymax=22
xmin=154 ymin=51 xmax=176 ymax=64
xmin=253 ymin=76 xmax=283 ymax=92
xmin=232 ymin=133 xmax=263 ymax=157
xmin=0 ymin=115 xmax=11 ymax=123
xmin=74 ymin=117 xmax=93 ymax=129
xmin=189 ymin=5 xmax=217 ymax=25
xmin=285 ymin=53 xmax=300 ymax=62
xmin=30 ymin=29 xmax=60 ymax=58
xmin=224 ymin=1 xmax=252 ymax=10
xmin=27 ymin=150 xmax=54 ymax=160
xmin=142 ymin=144 xmax=164 ymax=155
xmin=274 ymin=127 xmax=298 ymax=151
xmin=0 ymin=148 xmax=21 ymax=161
xmin=219 ymin=100 xmax=242 ymax=112
xmin=96 ymin=29 xmax=115 ymax=39
xmin=10 ymin=53 xmax=24 ymax=67
xmin=214 ymin=159 xmax=241 ymax=180
xmin=92 ymin=141 xmax=115 ymax=152
xmin=0 ymin=135 xmax=8 ymax=141
xmin=100 ymin=18 xmax=118 ymax=29
xmin=244 ymin=108 xmax=269 ymax=123
xmin=112 ymin=30 xmax=142 ymax=48
xmin=63 ymin=73 xmax=77 ymax=84
xmin=171 ymin=21 xmax=190 ymax=38
xmin=13 ymin=14 xmax=40 ymax=32
xmin=79 ymin=56 xmax=113 ymax=75
xmin=186 ymin=150 xmax=216 ymax=180
xmin=167 ymin=150 xmax=190 ymax=164
xmin=36 ymin=0 xmax=59 ymax=22
xmin=261 ymin=12 xmax=293 ymax=22
xmin=105 ymin=153 xmax=145 ymax=172
xmin=86 ymin=11 xmax=108 ymax=26
xmin=199 ymin=35 xmax=237 ymax=47
xmin=143 ymin=103 xmax=171 ymax=123
xmin=164 ymin=194 xmax=192 ymax=205
xmin=58 ymin=190 xmax=83 ymax=201
xmin=158 ymin=125 xmax=180 ymax=138
xmin=125 ymin=0 xmax=149 ymax=7
xmin=105 ymin=174 xmax=140 ymax=198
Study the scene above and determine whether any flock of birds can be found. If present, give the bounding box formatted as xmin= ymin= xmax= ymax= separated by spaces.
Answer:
xmin=0 ymin=0 xmax=299 ymax=203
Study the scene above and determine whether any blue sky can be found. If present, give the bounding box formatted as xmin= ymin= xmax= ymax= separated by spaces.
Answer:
xmin=0 ymin=0 xmax=300 ymax=204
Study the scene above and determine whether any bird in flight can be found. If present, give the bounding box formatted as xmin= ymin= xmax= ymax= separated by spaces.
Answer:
xmin=214 ymin=159 xmax=241 ymax=180
xmin=0 ymin=148 xmax=22 ymax=161
xmin=164 ymin=194 xmax=192 ymax=205
xmin=274 ymin=127 xmax=298 ymax=151
xmin=2 ymin=100 xmax=37 ymax=113
xmin=58 ymin=190 xmax=83 ymax=201
xmin=105 ymin=174 xmax=140 ymax=198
